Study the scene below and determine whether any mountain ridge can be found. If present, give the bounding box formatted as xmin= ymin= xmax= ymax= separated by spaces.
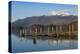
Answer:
xmin=11 ymin=15 xmax=78 ymax=27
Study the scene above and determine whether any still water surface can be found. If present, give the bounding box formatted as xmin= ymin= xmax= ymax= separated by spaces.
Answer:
xmin=11 ymin=34 xmax=78 ymax=53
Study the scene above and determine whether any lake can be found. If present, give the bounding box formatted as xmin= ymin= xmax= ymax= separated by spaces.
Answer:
xmin=11 ymin=34 xmax=78 ymax=53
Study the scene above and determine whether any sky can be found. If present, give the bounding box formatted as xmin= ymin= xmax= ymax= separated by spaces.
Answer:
xmin=10 ymin=1 xmax=78 ymax=22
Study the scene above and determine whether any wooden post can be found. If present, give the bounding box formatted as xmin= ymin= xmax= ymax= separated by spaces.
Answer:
xmin=30 ymin=28 xmax=32 ymax=35
xmin=24 ymin=28 xmax=26 ymax=35
xmin=60 ymin=25 xmax=62 ymax=32
xmin=48 ymin=26 xmax=50 ymax=33
xmin=72 ymin=24 xmax=74 ymax=32
xmin=20 ymin=30 xmax=22 ymax=36
xmin=35 ymin=28 xmax=37 ymax=35
xmin=56 ymin=25 xmax=58 ymax=39
xmin=40 ymin=27 xmax=42 ymax=34
xmin=69 ymin=24 xmax=71 ymax=40
xmin=69 ymin=24 xmax=71 ymax=34
xmin=52 ymin=26 xmax=54 ymax=32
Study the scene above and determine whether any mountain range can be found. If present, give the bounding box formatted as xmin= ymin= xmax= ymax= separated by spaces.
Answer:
xmin=11 ymin=15 xmax=78 ymax=27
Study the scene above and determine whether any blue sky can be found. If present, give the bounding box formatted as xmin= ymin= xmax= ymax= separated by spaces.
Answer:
xmin=10 ymin=1 xmax=78 ymax=22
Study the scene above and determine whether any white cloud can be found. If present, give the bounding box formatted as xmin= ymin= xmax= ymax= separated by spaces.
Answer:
xmin=46 ymin=9 xmax=71 ymax=16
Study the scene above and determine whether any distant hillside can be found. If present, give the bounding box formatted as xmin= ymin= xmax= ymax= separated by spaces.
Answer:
xmin=11 ymin=15 xmax=78 ymax=27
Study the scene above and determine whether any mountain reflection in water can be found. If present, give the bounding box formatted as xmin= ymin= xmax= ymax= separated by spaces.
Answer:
xmin=11 ymin=33 xmax=78 ymax=53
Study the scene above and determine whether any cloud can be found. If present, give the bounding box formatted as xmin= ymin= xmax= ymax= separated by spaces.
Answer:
xmin=46 ymin=9 xmax=71 ymax=16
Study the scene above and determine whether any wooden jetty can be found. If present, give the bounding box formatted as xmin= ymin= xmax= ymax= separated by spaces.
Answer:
xmin=19 ymin=21 xmax=78 ymax=39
